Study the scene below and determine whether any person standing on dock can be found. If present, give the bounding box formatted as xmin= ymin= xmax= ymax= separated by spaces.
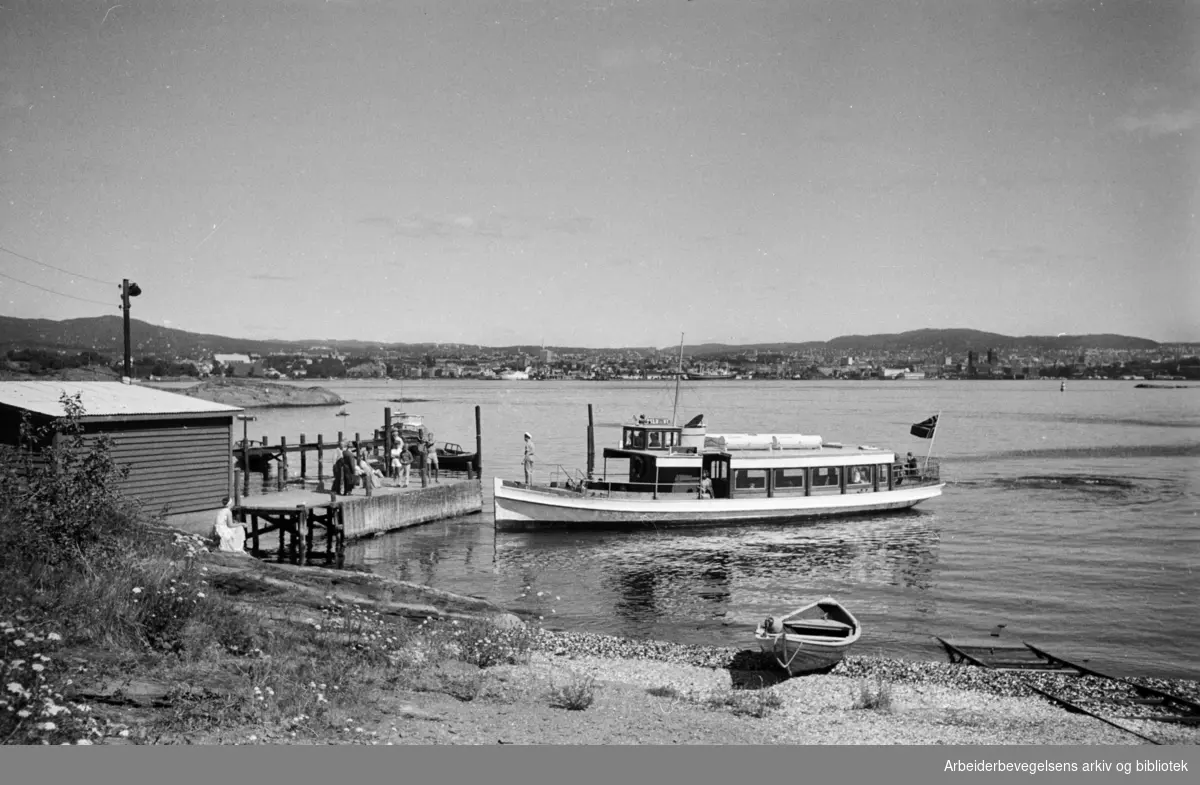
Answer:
xmin=339 ymin=440 xmax=358 ymax=496
xmin=523 ymin=432 xmax=536 ymax=486
xmin=397 ymin=442 xmax=413 ymax=487
xmin=415 ymin=438 xmax=430 ymax=488
xmin=425 ymin=431 xmax=440 ymax=483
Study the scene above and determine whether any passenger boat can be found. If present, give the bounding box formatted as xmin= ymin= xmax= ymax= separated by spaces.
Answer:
xmin=754 ymin=597 xmax=862 ymax=675
xmin=492 ymin=413 xmax=944 ymax=531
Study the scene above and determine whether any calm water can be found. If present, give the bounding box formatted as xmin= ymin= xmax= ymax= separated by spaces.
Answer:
xmin=213 ymin=378 xmax=1200 ymax=680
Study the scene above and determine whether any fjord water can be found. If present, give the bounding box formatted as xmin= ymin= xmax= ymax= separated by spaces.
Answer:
xmin=243 ymin=379 xmax=1199 ymax=680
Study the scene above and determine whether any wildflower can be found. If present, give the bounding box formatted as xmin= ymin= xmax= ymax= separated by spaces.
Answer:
xmin=46 ymin=633 xmax=62 ymax=642
xmin=132 ymin=587 xmax=142 ymax=594
xmin=12 ymin=640 xmax=25 ymax=648
xmin=17 ymin=709 xmax=30 ymax=718
xmin=7 ymin=682 xmax=28 ymax=696
xmin=37 ymin=722 xmax=56 ymax=731
xmin=537 ymin=591 xmax=544 ymax=597
xmin=197 ymin=593 xmax=206 ymax=599
xmin=31 ymin=664 xmax=44 ymax=672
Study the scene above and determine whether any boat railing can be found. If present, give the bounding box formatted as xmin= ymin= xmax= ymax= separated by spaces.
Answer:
xmin=900 ymin=457 xmax=941 ymax=485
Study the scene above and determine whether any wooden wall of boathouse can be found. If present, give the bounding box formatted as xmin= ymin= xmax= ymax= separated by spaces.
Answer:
xmin=0 ymin=382 xmax=241 ymax=516
xmin=77 ymin=416 xmax=235 ymax=514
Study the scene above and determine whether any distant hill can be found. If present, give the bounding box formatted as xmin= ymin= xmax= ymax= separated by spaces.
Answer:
xmin=0 ymin=315 xmax=1184 ymax=359
xmin=671 ymin=329 xmax=1167 ymax=357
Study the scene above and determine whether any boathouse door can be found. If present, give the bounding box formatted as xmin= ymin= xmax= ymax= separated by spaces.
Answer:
xmin=702 ymin=454 xmax=731 ymax=499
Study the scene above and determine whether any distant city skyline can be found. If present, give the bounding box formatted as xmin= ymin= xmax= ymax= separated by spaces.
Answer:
xmin=1 ymin=1 xmax=1197 ymax=347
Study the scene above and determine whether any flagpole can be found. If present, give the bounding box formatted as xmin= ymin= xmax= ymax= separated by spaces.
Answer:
xmin=923 ymin=410 xmax=941 ymax=471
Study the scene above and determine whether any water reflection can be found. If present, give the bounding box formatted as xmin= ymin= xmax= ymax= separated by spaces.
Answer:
xmin=492 ymin=513 xmax=940 ymax=642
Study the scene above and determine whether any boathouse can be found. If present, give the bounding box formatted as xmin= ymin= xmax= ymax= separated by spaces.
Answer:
xmin=0 ymin=381 xmax=242 ymax=514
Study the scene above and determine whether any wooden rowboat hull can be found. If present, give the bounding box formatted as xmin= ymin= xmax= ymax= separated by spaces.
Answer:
xmin=754 ymin=597 xmax=862 ymax=676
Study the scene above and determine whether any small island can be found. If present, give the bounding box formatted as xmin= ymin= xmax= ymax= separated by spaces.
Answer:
xmin=180 ymin=378 xmax=346 ymax=408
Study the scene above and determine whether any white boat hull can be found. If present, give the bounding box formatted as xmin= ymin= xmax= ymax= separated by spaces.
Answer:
xmin=493 ymin=478 xmax=944 ymax=531
xmin=754 ymin=632 xmax=854 ymax=675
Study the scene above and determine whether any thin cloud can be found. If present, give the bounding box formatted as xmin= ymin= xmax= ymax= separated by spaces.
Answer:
xmin=247 ymin=273 xmax=297 ymax=282
xmin=1117 ymin=109 xmax=1200 ymax=136
xmin=363 ymin=211 xmax=594 ymax=239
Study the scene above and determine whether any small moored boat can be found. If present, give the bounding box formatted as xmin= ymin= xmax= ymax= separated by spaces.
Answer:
xmin=755 ymin=597 xmax=862 ymax=675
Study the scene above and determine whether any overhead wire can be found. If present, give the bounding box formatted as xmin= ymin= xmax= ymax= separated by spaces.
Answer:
xmin=0 ymin=269 xmax=116 ymax=307
xmin=0 ymin=244 xmax=113 ymax=285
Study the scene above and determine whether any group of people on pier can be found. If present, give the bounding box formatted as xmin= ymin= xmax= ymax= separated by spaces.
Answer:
xmin=330 ymin=433 xmax=440 ymax=496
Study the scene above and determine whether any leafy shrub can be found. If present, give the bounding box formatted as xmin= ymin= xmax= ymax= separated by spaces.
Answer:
xmin=0 ymin=394 xmax=135 ymax=567
xmin=646 ymin=685 xmax=682 ymax=699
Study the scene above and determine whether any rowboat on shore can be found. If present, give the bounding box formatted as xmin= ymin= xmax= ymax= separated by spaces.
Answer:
xmin=492 ymin=413 xmax=944 ymax=531
xmin=755 ymin=597 xmax=862 ymax=675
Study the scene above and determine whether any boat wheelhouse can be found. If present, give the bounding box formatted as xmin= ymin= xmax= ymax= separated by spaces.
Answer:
xmin=493 ymin=414 xmax=944 ymax=530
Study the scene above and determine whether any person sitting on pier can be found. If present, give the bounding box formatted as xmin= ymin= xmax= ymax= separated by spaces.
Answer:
xmin=357 ymin=451 xmax=383 ymax=491
xmin=211 ymin=496 xmax=247 ymax=554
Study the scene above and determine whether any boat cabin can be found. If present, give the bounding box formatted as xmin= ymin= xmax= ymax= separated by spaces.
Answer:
xmin=600 ymin=414 xmax=925 ymax=498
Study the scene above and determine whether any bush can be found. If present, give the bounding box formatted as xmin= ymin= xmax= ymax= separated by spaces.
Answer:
xmin=0 ymin=394 xmax=135 ymax=567
xmin=443 ymin=618 xmax=534 ymax=668
xmin=852 ymin=676 xmax=894 ymax=712
xmin=547 ymin=671 xmax=598 ymax=711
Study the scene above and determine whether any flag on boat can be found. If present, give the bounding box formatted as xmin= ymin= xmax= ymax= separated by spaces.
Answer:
xmin=910 ymin=414 xmax=938 ymax=439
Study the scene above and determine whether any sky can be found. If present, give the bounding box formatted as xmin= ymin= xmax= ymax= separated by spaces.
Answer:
xmin=0 ymin=0 xmax=1196 ymax=348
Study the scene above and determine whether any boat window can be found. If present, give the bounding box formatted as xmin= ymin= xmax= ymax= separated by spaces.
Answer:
xmin=659 ymin=468 xmax=700 ymax=486
xmin=624 ymin=429 xmax=646 ymax=449
xmin=847 ymin=465 xmax=872 ymax=486
xmin=811 ymin=467 xmax=841 ymax=489
xmin=772 ymin=468 xmax=806 ymax=494
xmin=733 ymin=469 xmax=768 ymax=491
xmin=647 ymin=431 xmax=662 ymax=448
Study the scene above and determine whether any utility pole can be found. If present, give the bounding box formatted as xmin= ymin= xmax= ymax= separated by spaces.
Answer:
xmin=119 ymin=278 xmax=141 ymax=380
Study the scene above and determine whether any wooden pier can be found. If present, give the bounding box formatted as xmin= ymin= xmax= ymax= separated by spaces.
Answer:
xmin=234 ymin=405 xmax=484 ymax=498
xmin=228 ymin=406 xmax=485 ymax=567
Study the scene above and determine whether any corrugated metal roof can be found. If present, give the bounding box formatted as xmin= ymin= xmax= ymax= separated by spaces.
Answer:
xmin=0 ymin=382 xmax=243 ymax=418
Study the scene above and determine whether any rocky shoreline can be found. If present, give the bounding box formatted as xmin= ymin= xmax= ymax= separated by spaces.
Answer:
xmin=176 ymin=378 xmax=346 ymax=408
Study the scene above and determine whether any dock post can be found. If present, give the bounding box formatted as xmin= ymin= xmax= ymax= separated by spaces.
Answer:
xmin=298 ymin=505 xmax=309 ymax=566
xmin=242 ymin=451 xmax=251 ymax=498
xmin=278 ymin=436 xmax=287 ymax=491
xmin=300 ymin=506 xmax=314 ymax=568
xmin=316 ymin=435 xmax=325 ymax=491
xmin=250 ymin=513 xmax=260 ymax=556
xmin=383 ymin=407 xmax=392 ymax=478
xmin=335 ymin=506 xmax=346 ymax=569
xmin=475 ymin=405 xmax=483 ymax=475
xmin=587 ymin=404 xmax=595 ymax=478
xmin=234 ymin=470 xmax=243 ymax=506
xmin=300 ymin=434 xmax=307 ymax=485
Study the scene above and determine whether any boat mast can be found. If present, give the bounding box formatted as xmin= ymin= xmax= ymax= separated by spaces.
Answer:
xmin=671 ymin=332 xmax=684 ymax=426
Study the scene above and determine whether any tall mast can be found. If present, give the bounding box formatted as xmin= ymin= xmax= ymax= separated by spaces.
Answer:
xmin=671 ymin=332 xmax=684 ymax=426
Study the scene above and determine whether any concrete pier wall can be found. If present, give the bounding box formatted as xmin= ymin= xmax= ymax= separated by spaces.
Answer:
xmin=340 ymin=480 xmax=483 ymax=540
